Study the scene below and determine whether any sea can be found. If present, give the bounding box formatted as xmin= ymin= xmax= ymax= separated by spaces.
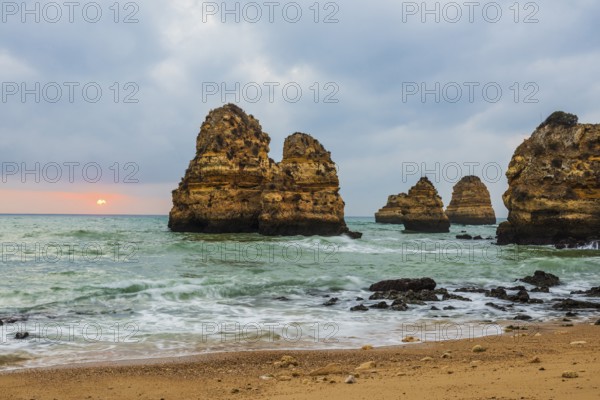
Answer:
xmin=1 ymin=215 xmax=599 ymax=370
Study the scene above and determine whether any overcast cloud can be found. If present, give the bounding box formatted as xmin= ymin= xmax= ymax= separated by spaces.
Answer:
xmin=1 ymin=0 xmax=599 ymax=216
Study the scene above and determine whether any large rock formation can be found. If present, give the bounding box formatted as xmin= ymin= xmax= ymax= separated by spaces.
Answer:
xmin=374 ymin=177 xmax=450 ymax=233
xmin=445 ymin=176 xmax=496 ymax=225
xmin=497 ymin=111 xmax=600 ymax=246
xmin=374 ymin=193 xmax=409 ymax=224
xmin=260 ymin=133 xmax=355 ymax=236
xmin=169 ymin=104 xmax=360 ymax=238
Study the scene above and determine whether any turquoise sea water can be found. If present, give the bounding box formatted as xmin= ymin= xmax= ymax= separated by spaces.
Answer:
xmin=0 ymin=215 xmax=599 ymax=370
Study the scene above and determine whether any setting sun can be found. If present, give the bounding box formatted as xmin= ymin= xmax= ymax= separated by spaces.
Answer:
xmin=96 ymin=199 xmax=107 ymax=206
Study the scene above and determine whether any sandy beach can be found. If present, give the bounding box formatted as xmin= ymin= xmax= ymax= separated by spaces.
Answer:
xmin=2 ymin=320 xmax=599 ymax=400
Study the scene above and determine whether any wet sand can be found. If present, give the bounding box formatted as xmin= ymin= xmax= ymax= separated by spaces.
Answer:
xmin=1 ymin=321 xmax=599 ymax=399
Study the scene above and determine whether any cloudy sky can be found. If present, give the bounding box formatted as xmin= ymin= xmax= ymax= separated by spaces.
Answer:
xmin=1 ymin=0 xmax=599 ymax=216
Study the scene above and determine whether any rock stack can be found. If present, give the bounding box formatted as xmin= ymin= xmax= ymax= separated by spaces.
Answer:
xmin=445 ymin=176 xmax=496 ymax=225
xmin=497 ymin=111 xmax=600 ymax=246
xmin=260 ymin=132 xmax=356 ymax=236
xmin=375 ymin=177 xmax=450 ymax=233
xmin=169 ymin=104 xmax=360 ymax=238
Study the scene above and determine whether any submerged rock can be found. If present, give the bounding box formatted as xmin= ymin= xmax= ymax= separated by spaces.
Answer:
xmin=375 ymin=178 xmax=450 ymax=232
xmin=552 ymin=299 xmax=600 ymax=310
xmin=169 ymin=104 xmax=360 ymax=237
xmin=497 ymin=111 xmax=600 ymax=245
xmin=445 ymin=176 xmax=496 ymax=225
xmin=570 ymin=287 xmax=600 ymax=297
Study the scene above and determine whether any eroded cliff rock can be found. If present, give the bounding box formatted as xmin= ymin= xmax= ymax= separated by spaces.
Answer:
xmin=496 ymin=111 xmax=600 ymax=246
xmin=259 ymin=132 xmax=357 ymax=237
xmin=445 ymin=176 xmax=496 ymax=225
xmin=375 ymin=177 xmax=450 ymax=233
xmin=374 ymin=193 xmax=410 ymax=224
xmin=169 ymin=104 xmax=359 ymax=238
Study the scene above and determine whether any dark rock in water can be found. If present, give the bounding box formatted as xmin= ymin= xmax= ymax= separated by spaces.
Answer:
xmin=487 ymin=287 xmax=508 ymax=300
xmin=350 ymin=304 xmax=368 ymax=312
xmin=456 ymin=234 xmax=473 ymax=240
xmin=565 ymin=311 xmax=578 ymax=317
xmin=514 ymin=315 xmax=532 ymax=321
xmin=595 ymin=319 xmax=600 ymax=325
xmin=370 ymin=288 xmax=439 ymax=304
xmin=369 ymin=292 xmax=390 ymax=300
xmin=369 ymin=301 xmax=389 ymax=309
xmin=486 ymin=302 xmax=507 ymax=312
xmin=404 ymin=289 xmax=439 ymax=303
xmin=497 ymin=111 xmax=599 ymax=246
xmin=507 ymin=285 xmax=528 ymax=291
xmin=473 ymin=235 xmax=483 ymax=240
xmin=570 ymin=287 xmax=600 ymax=297
xmin=15 ymin=332 xmax=29 ymax=339
xmin=369 ymin=277 xmax=436 ymax=292
xmin=520 ymin=271 xmax=560 ymax=287
xmin=456 ymin=287 xmax=487 ymax=294
xmin=512 ymin=289 xmax=530 ymax=303
xmin=531 ymin=287 xmax=550 ymax=293
xmin=443 ymin=306 xmax=456 ymax=310
xmin=323 ymin=297 xmax=338 ymax=306
xmin=390 ymin=299 xmax=409 ymax=311
xmin=552 ymin=299 xmax=600 ymax=310
xmin=356 ymin=297 xmax=364 ymax=301
xmin=275 ymin=296 xmax=290 ymax=301
xmin=442 ymin=293 xmax=472 ymax=302
xmin=430 ymin=306 xmax=440 ymax=311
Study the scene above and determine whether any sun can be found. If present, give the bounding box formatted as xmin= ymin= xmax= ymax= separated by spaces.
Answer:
xmin=96 ymin=199 xmax=107 ymax=206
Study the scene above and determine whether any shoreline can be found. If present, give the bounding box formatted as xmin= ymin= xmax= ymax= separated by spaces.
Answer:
xmin=2 ymin=319 xmax=599 ymax=399
xmin=2 ymin=315 xmax=593 ymax=372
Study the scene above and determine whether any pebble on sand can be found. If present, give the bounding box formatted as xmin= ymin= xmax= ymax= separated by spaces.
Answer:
xmin=345 ymin=375 xmax=357 ymax=384
xmin=309 ymin=363 xmax=344 ymax=376
xmin=472 ymin=345 xmax=487 ymax=353
xmin=562 ymin=371 xmax=579 ymax=379
xmin=355 ymin=361 xmax=377 ymax=371
xmin=569 ymin=341 xmax=586 ymax=346
xmin=402 ymin=336 xmax=420 ymax=343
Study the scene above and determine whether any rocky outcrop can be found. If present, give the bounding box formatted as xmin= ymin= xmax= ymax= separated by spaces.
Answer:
xmin=375 ymin=177 xmax=450 ymax=232
xmin=497 ymin=111 xmax=600 ymax=245
xmin=374 ymin=194 xmax=410 ymax=224
xmin=169 ymin=104 xmax=360 ymax=238
xmin=259 ymin=133 xmax=358 ymax=237
xmin=445 ymin=176 xmax=496 ymax=225
xmin=368 ymin=277 xmax=436 ymax=292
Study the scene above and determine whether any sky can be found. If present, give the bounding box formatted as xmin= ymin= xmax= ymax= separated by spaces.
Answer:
xmin=1 ymin=0 xmax=600 ymax=216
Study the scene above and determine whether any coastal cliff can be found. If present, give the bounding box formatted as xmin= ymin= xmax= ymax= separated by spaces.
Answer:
xmin=169 ymin=104 xmax=359 ymax=238
xmin=496 ymin=111 xmax=600 ymax=246
xmin=445 ymin=176 xmax=496 ymax=225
